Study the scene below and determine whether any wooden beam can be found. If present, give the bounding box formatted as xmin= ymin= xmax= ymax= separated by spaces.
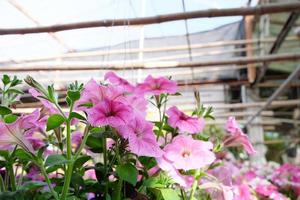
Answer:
xmin=1 ymin=53 xmax=300 ymax=72
xmin=0 ymin=2 xmax=300 ymax=35
xmin=256 ymin=11 xmax=300 ymax=83
xmin=245 ymin=15 xmax=256 ymax=83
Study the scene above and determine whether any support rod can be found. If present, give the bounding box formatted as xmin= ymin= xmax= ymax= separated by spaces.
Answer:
xmin=246 ymin=66 xmax=300 ymax=125
xmin=0 ymin=2 xmax=300 ymax=35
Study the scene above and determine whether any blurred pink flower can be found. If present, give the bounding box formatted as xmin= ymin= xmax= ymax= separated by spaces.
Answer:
xmin=223 ymin=117 xmax=256 ymax=155
xmin=104 ymin=71 xmax=135 ymax=93
xmin=118 ymin=117 xmax=162 ymax=157
xmin=84 ymin=169 xmax=97 ymax=180
xmin=71 ymin=131 xmax=83 ymax=148
xmin=106 ymin=138 xmax=115 ymax=150
xmin=166 ymin=106 xmax=205 ymax=134
xmin=27 ymin=165 xmax=44 ymax=181
xmin=20 ymin=109 xmax=47 ymax=134
xmin=255 ymin=184 xmax=278 ymax=197
xmin=86 ymin=99 xmax=132 ymax=128
xmin=0 ymin=119 xmax=34 ymax=154
xmin=136 ymin=75 xmax=177 ymax=95
xmin=162 ymin=135 xmax=215 ymax=171
xmin=233 ymin=184 xmax=252 ymax=200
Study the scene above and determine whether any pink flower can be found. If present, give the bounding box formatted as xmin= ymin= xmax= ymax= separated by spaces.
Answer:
xmin=255 ymin=184 xmax=278 ymax=197
xmin=117 ymin=117 xmax=162 ymax=157
xmin=136 ymin=75 xmax=177 ymax=95
xmin=166 ymin=106 xmax=205 ymax=134
xmin=27 ymin=165 xmax=44 ymax=181
xmin=233 ymin=184 xmax=252 ymax=200
xmin=0 ymin=119 xmax=34 ymax=154
xmin=86 ymin=99 xmax=132 ymax=128
xmin=104 ymin=71 xmax=135 ymax=93
xmin=123 ymin=94 xmax=147 ymax=118
xmin=71 ymin=131 xmax=83 ymax=148
xmin=156 ymin=155 xmax=194 ymax=188
xmin=20 ymin=109 xmax=46 ymax=133
xmin=161 ymin=135 xmax=215 ymax=171
xmin=84 ymin=169 xmax=97 ymax=180
xmin=223 ymin=117 xmax=256 ymax=155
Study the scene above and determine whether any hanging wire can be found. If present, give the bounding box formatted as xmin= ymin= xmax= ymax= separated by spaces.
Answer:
xmin=181 ymin=0 xmax=196 ymax=92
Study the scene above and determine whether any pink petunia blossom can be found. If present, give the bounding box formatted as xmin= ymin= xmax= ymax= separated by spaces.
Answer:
xmin=166 ymin=106 xmax=205 ymax=134
xmin=86 ymin=98 xmax=132 ymax=128
xmin=117 ymin=117 xmax=162 ymax=157
xmin=71 ymin=131 xmax=83 ymax=148
xmin=160 ymin=135 xmax=215 ymax=171
xmin=136 ymin=75 xmax=177 ymax=95
xmin=255 ymin=184 xmax=278 ymax=197
xmin=233 ymin=184 xmax=252 ymax=200
xmin=19 ymin=109 xmax=47 ymax=134
xmin=75 ymin=79 xmax=126 ymax=111
xmin=104 ymin=71 xmax=135 ymax=93
xmin=84 ymin=169 xmax=97 ymax=180
xmin=223 ymin=117 xmax=256 ymax=155
xmin=0 ymin=119 xmax=34 ymax=154
xmin=156 ymin=154 xmax=194 ymax=188
xmin=27 ymin=165 xmax=44 ymax=181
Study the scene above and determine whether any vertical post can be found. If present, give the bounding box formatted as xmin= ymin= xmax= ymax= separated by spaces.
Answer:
xmin=242 ymin=86 xmax=267 ymax=163
xmin=245 ymin=15 xmax=256 ymax=83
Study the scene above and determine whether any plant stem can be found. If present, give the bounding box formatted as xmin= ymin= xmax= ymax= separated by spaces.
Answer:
xmin=180 ymin=189 xmax=187 ymax=200
xmin=103 ymin=134 xmax=108 ymax=198
xmin=115 ymin=178 xmax=123 ymax=200
xmin=7 ymin=164 xmax=16 ymax=191
xmin=189 ymin=169 xmax=201 ymax=200
xmin=0 ymin=174 xmax=5 ymax=192
xmin=39 ymin=163 xmax=59 ymax=200
xmin=74 ymin=124 xmax=90 ymax=159
xmin=115 ymin=139 xmax=123 ymax=200
xmin=60 ymin=120 xmax=73 ymax=200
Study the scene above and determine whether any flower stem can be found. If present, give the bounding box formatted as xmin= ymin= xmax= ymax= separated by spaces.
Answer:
xmin=0 ymin=174 xmax=5 ymax=192
xmin=103 ymin=134 xmax=108 ymax=198
xmin=115 ymin=139 xmax=123 ymax=200
xmin=39 ymin=163 xmax=59 ymax=200
xmin=180 ymin=189 xmax=187 ymax=200
xmin=7 ymin=164 xmax=16 ymax=191
xmin=189 ymin=169 xmax=201 ymax=200
xmin=115 ymin=178 xmax=123 ymax=200
xmin=60 ymin=120 xmax=73 ymax=200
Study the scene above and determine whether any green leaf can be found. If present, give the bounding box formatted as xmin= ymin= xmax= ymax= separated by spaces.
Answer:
xmin=19 ymin=181 xmax=47 ymax=191
xmin=116 ymin=163 xmax=138 ymax=186
xmin=160 ymin=189 xmax=181 ymax=200
xmin=2 ymin=75 xmax=10 ymax=85
xmin=67 ymin=90 xmax=80 ymax=102
xmin=46 ymin=114 xmax=65 ymax=131
xmin=0 ymin=106 xmax=12 ymax=116
xmin=6 ymin=89 xmax=24 ymax=95
xmin=73 ymin=155 xmax=91 ymax=170
xmin=69 ymin=112 xmax=86 ymax=121
xmin=15 ymin=149 xmax=33 ymax=162
xmin=45 ymin=154 xmax=69 ymax=167
xmin=0 ymin=150 xmax=9 ymax=159
xmin=4 ymin=114 xmax=18 ymax=123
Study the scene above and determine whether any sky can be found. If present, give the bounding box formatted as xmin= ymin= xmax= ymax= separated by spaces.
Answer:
xmin=0 ymin=0 xmax=258 ymax=61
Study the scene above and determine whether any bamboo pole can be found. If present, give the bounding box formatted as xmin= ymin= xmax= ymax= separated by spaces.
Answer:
xmin=0 ymin=2 xmax=300 ymax=35
xmin=1 ymin=53 xmax=299 ymax=72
